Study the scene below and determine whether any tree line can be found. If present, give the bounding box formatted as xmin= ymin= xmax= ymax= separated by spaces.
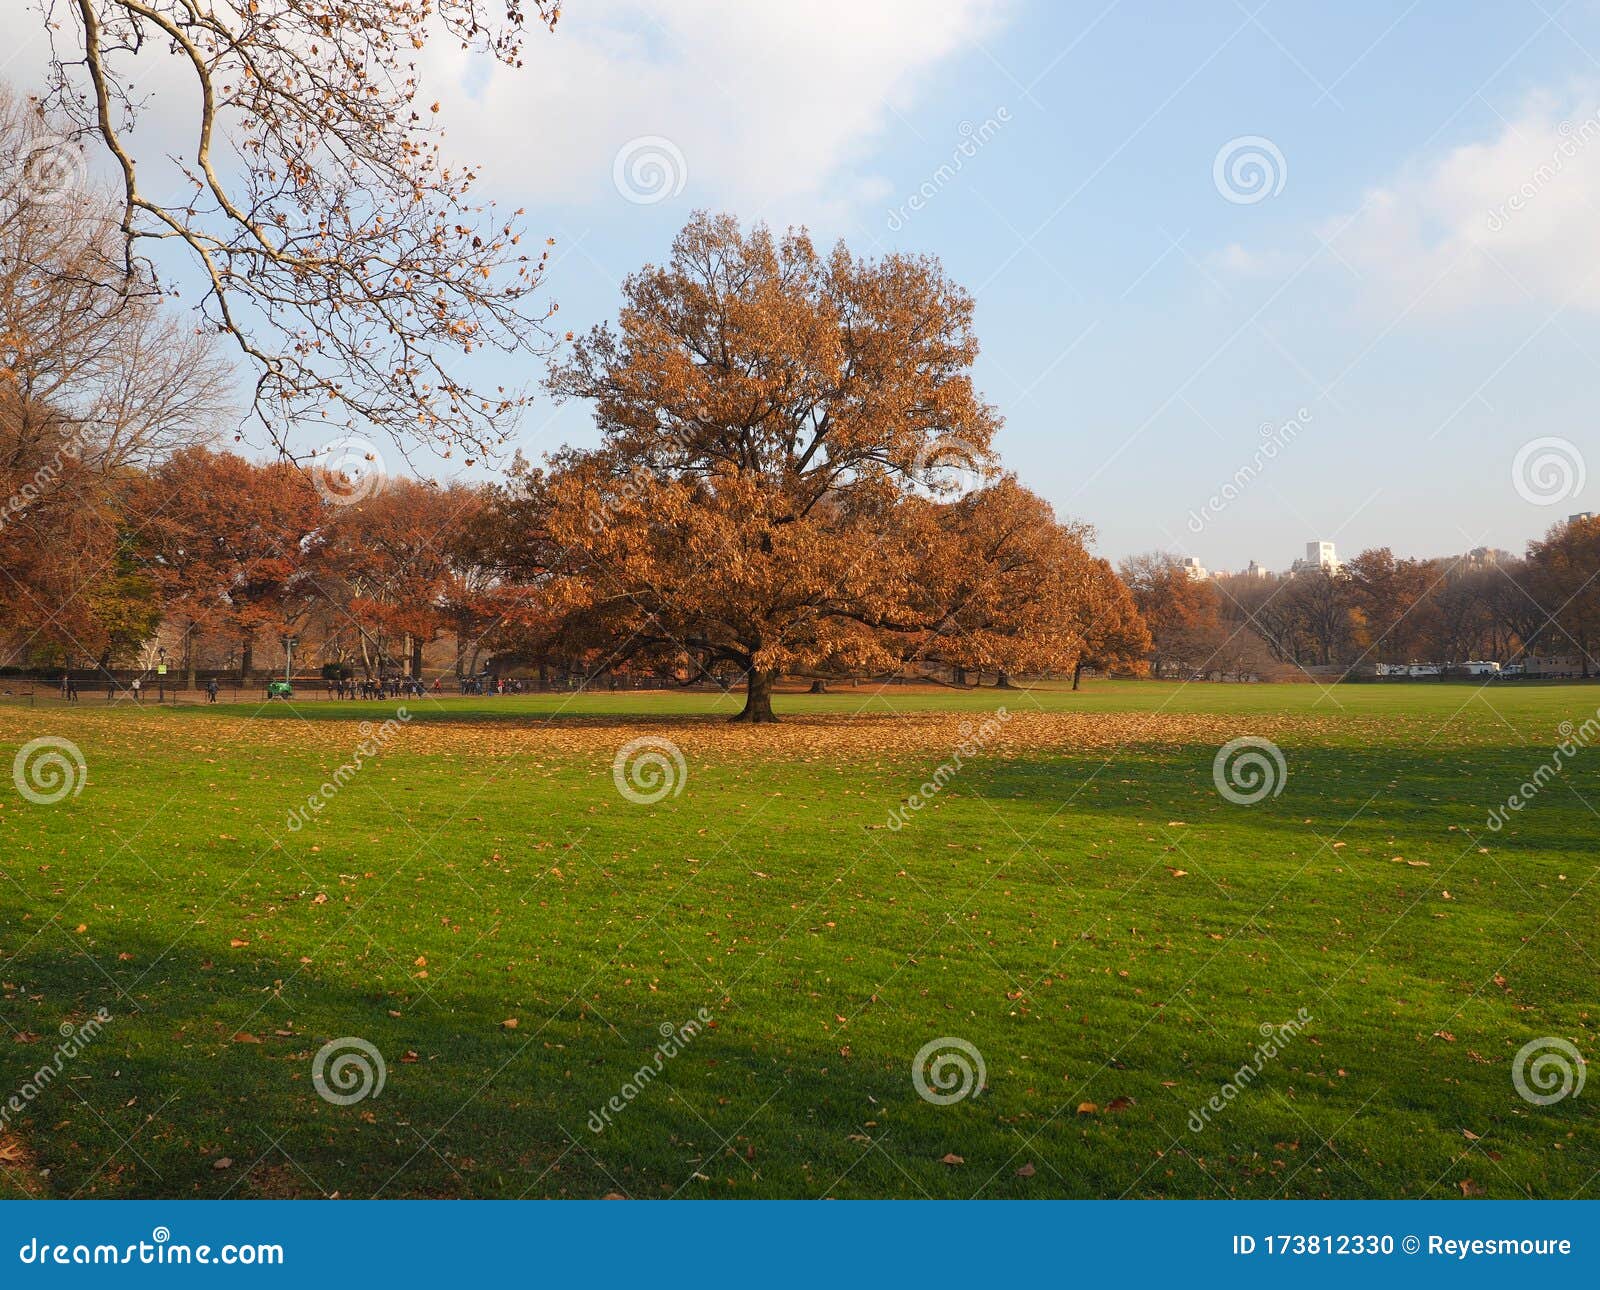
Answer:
xmin=1120 ymin=535 xmax=1600 ymax=679
xmin=4 ymin=192 xmax=1152 ymax=717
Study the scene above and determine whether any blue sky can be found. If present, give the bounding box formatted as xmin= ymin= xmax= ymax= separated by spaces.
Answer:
xmin=15 ymin=1 xmax=1600 ymax=569
xmin=437 ymin=0 xmax=1599 ymax=572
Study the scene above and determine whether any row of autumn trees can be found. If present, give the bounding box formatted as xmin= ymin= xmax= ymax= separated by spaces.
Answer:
xmin=1120 ymin=533 xmax=1600 ymax=678
xmin=5 ymin=207 xmax=1155 ymax=718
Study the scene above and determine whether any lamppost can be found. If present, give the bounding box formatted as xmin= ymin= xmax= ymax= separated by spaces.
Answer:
xmin=156 ymin=647 xmax=167 ymax=703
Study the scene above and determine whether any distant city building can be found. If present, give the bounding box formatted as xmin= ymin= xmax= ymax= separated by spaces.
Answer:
xmin=1292 ymin=540 xmax=1340 ymax=574
xmin=1462 ymin=546 xmax=1514 ymax=569
xmin=1570 ymin=512 xmax=1594 ymax=524
xmin=1244 ymin=560 xmax=1270 ymax=579
xmin=1179 ymin=556 xmax=1208 ymax=580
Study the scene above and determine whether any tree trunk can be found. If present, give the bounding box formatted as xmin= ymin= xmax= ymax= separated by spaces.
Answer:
xmin=996 ymin=670 xmax=1014 ymax=688
xmin=240 ymin=638 xmax=253 ymax=683
xmin=184 ymin=620 xmax=197 ymax=689
xmin=730 ymin=668 xmax=779 ymax=723
xmin=410 ymin=637 xmax=423 ymax=680
xmin=808 ymin=679 xmax=827 ymax=694
xmin=1071 ymin=661 xmax=1083 ymax=691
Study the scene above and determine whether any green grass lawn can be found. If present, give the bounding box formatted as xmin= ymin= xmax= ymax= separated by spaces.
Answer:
xmin=0 ymin=680 xmax=1595 ymax=1199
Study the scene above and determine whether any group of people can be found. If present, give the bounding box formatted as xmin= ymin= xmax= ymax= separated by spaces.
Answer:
xmin=325 ymin=675 xmax=431 ymax=700
xmin=459 ymin=675 xmax=526 ymax=695
xmin=51 ymin=671 xmax=542 ymax=704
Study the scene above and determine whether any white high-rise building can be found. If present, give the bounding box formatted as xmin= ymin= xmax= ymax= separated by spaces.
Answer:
xmin=1306 ymin=540 xmax=1338 ymax=569
xmin=1292 ymin=540 xmax=1340 ymax=574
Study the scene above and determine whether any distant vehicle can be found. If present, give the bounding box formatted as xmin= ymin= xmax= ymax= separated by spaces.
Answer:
xmin=266 ymin=680 xmax=294 ymax=699
xmin=1461 ymin=660 xmax=1501 ymax=676
xmin=1406 ymin=664 xmax=1442 ymax=678
xmin=1375 ymin=663 xmax=1409 ymax=677
xmin=1501 ymin=663 xmax=1525 ymax=676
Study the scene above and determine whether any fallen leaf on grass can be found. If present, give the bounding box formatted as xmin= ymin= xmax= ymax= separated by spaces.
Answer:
xmin=501 ymin=1018 xmax=518 ymax=1030
xmin=213 ymin=1157 xmax=233 ymax=1170
xmin=232 ymin=1033 xmax=262 ymax=1044
xmin=1016 ymin=1162 xmax=1036 ymax=1178
xmin=1459 ymin=1178 xmax=1484 ymax=1198
xmin=939 ymin=1153 xmax=964 ymax=1166
xmin=1076 ymin=1102 xmax=1098 ymax=1116
xmin=229 ymin=939 xmax=249 ymax=948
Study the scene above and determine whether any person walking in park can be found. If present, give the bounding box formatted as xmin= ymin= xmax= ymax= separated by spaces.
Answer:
xmin=130 ymin=676 xmax=142 ymax=702
xmin=206 ymin=678 xmax=219 ymax=703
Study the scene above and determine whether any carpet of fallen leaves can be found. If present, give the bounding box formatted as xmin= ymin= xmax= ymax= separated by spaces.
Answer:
xmin=0 ymin=704 xmax=1378 ymax=766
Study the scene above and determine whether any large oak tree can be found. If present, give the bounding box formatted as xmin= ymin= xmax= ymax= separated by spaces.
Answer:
xmin=533 ymin=212 xmax=1006 ymax=721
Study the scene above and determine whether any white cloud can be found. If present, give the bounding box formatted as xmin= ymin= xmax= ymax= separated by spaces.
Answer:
xmin=421 ymin=0 xmax=1007 ymax=218
xmin=1212 ymin=242 xmax=1298 ymax=277
xmin=1316 ymin=89 xmax=1600 ymax=314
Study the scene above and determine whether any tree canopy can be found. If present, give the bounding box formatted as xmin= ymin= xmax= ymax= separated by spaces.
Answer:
xmin=24 ymin=0 xmax=563 ymax=458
